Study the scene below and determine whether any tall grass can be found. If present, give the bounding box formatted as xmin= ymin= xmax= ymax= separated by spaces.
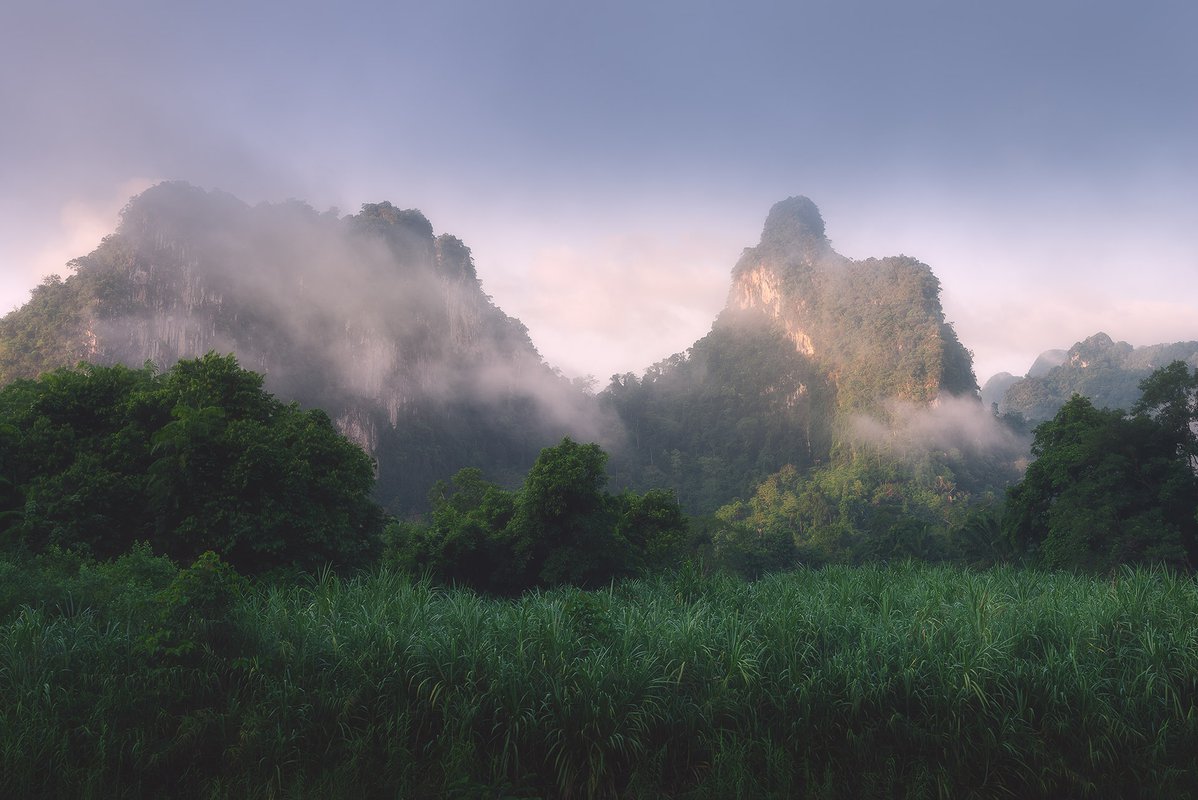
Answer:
xmin=3 ymin=562 xmax=1197 ymax=798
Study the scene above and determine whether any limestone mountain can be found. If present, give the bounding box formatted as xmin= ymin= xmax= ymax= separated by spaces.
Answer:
xmin=999 ymin=332 xmax=1198 ymax=424
xmin=0 ymin=182 xmax=602 ymax=511
xmin=602 ymin=196 xmax=981 ymax=513
xmin=726 ymin=197 xmax=977 ymax=406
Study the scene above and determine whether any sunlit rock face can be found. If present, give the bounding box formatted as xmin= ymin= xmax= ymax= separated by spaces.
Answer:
xmin=730 ymin=265 xmax=818 ymax=356
xmin=724 ymin=196 xmax=977 ymax=408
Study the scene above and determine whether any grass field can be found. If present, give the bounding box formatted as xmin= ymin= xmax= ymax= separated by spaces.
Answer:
xmin=3 ymin=561 xmax=1197 ymax=798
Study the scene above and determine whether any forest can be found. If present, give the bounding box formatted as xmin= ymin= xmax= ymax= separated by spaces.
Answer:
xmin=2 ymin=186 xmax=1198 ymax=797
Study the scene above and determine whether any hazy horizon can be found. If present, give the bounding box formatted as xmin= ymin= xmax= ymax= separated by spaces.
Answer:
xmin=4 ymin=1 xmax=1195 ymax=386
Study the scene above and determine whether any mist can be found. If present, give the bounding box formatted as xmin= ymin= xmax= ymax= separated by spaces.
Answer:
xmin=849 ymin=394 xmax=1031 ymax=476
xmin=46 ymin=182 xmax=622 ymax=509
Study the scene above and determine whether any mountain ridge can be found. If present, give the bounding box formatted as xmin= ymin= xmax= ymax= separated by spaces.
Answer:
xmin=3 ymin=186 xmax=999 ymax=514
xmin=999 ymin=332 xmax=1198 ymax=423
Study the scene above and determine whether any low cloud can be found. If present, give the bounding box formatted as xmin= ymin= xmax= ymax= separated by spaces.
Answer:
xmin=35 ymin=179 xmax=157 ymax=279
xmin=850 ymin=394 xmax=1031 ymax=470
xmin=69 ymin=184 xmax=619 ymax=477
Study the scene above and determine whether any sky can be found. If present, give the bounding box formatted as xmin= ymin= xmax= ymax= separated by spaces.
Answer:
xmin=3 ymin=0 xmax=1196 ymax=386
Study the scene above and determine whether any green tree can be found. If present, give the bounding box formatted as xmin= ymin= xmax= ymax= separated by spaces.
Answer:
xmin=389 ymin=438 xmax=689 ymax=593
xmin=1 ymin=354 xmax=384 ymax=572
xmin=1004 ymin=377 xmax=1198 ymax=572
xmin=614 ymin=488 xmax=692 ymax=571
xmin=400 ymin=468 xmax=520 ymax=593
xmin=509 ymin=438 xmax=625 ymax=587
xmin=707 ymin=515 xmax=798 ymax=578
xmin=1133 ymin=360 xmax=1198 ymax=470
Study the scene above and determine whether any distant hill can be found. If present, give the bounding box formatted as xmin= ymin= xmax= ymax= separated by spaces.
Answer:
xmin=980 ymin=372 xmax=1019 ymax=410
xmin=999 ymin=333 xmax=1198 ymax=424
xmin=1027 ymin=349 xmax=1068 ymax=378
xmin=0 ymin=182 xmax=602 ymax=511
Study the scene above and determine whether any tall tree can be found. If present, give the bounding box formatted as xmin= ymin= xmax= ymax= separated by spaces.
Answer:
xmin=1133 ymin=360 xmax=1198 ymax=470
xmin=1004 ymin=364 xmax=1198 ymax=572
xmin=388 ymin=438 xmax=689 ymax=593
xmin=510 ymin=438 xmax=625 ymax=588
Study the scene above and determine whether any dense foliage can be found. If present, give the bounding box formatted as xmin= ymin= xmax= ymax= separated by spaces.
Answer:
xmin=4 ymin=559 xmax=1198 ymax=799
xmin=710 ymin=457 xmax=970 ymax=571
xmin=1005 ymin=362 xmax=1198 ymax=571
xmin=386 ymin=438 xmax=691 ymax=593
xmin=702 ymin=429 xmax=1032 ymax=575
xmin=0 ymin=273 xmax=97 ymax=383
xmin=0 ymin=353 xmax=384 ymax=573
